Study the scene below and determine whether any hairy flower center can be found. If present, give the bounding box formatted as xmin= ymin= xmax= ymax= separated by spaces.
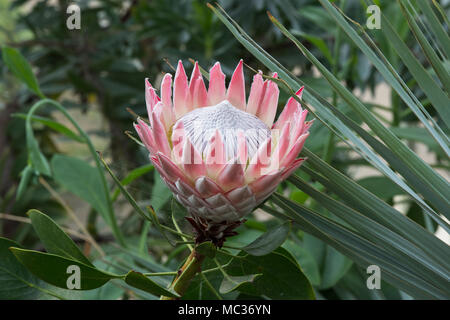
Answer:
xmin=173 ymin=100 xmax=271 ymax=160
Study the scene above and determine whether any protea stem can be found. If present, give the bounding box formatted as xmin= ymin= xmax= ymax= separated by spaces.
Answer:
xmin=161 ymin=247 xmax=205 ymax=300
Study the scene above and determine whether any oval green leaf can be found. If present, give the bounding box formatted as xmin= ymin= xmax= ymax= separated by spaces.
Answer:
xmin=10 ymin=247 xmax=118 ymax=290
xmin=219 ymin=274 xmax=262 ymax=294
xmin=124 ymin=270 xmax=180 ymax=298
xmin=27 ymin=209 xmax=93 ymax=267
xmin=2 ymin=46 xmax=44 ymax=98
xmin=243 ymin=221 xmax=291 ymax=256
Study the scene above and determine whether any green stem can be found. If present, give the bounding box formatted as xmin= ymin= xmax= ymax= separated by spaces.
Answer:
xmin=200 ymin=272 xmax=223 ymax=300
xmin=322 ymin=0 xmax=345 ymax=163
xmin=26 ymin=99 xmax=126 ymax=246
xmin=160 ymin=225 xmax=194 ymax=239
xmin=142 ymin=271 xmax=178 ymax=277
xmin=161 ymin=247 xmax=205 ymax=300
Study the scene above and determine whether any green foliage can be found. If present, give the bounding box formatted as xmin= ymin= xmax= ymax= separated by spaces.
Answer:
xmin=225 ymin=248 xmax=315 ymax=299
xmin=27 ymin=209 xmax=93 ymax=266
xmin=209 ymin=1 xmax=450 ymax=299
xmin=124 ymin=271 xmax=180 ymax=298
xmin=1 ymin=46 xmax=44 ymax=98
xmin=0 ymin=237 xmax=59 ymax=299
xmin=10 ymin=248 xmax=118 ymax=290
xmin=243 ymin=221 xmax=291 ymax=256
xmin=52 ymin=154 xmax=111 ymax=224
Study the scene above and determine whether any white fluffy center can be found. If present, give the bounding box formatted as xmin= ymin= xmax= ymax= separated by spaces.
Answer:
xmin=173 ymin=100 xmax=271 ymax=160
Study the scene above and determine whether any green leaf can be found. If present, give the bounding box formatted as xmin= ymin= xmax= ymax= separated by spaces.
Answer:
xmin=1 ymin=46 xmax=44 ymax=98
xmin=10 ymin=247 xmax=119 ymax=290
xmin=357 ymin=176 xmax=404 ymax=200
xmin=376 ymin=8 xmax=450 ymax=128
xmin=16 ymin=164 xmax=34 ymax=200
xmin=111 ymin=164 xmax=154 ymax=201
xmin=282 ymin=240 xmax=321 ymax=286
xmin=124 ymin=270 xmax=180 ymax=298
xmin=297 ymin=152 xmax=450 ymax=268
xmin=269 ymin=194 xmax=449 ymax=299
xmin=196 ymin=242 xmax=216 ymax=259
xmin=268 ymin=9 xmax=450 ymax=221
xmin=26 ymin=125 xmax=51 ymax=176
xmin=320 ymin=246 xmax=353 ymax=289
xmin=390 ymin=127 xmax=445 ymax=156
xmin=27 ymin=209 xmax=93 ymax=267
xmin=151 ymin=170 xmax=172 ymax=212
xmin=288 ymin=175 xmax=450 ymax=288
xmin=319 ymin=0 xmax=449 ymax=154
xmin=0 ymin=237 xmax=62 ymax=299
xmin=183 ymin=255 xmax=235 ymax=300
xmin=243 ymin=221 xmax=291 ymax=256
xmin=219 ymin=274 xmax=262 ymax=294
xmin=99 ymin=154 xmax=153 ymax=223
xmin=291 ymin=30 xmax=333 ymax=63
xmin=416 ymin=0 xmax=450 ymax=55
xmin=13 ymin=113 xmax=84 ymax=143
xmin=24 ymin=99 xmax=125 ymax=247
xmin=398 ymin=0 xmax=450 ymax=94
xmin=226 ymin=248 xmax=315 ymax=299
xmin=51 ymin=154 xmax=111 ymax=226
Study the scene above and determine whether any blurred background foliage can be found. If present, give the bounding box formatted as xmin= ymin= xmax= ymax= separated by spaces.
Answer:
xmin=0 ymin=0 xmax=448 ymax=300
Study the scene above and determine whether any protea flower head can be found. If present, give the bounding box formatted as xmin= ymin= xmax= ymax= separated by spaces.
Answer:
xmin=134 ymin=60 xmax=312 ymax=246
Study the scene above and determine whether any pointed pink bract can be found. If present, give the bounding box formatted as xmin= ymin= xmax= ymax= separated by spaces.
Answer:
xmin=227 ymin=60 xmax=246 ymax=110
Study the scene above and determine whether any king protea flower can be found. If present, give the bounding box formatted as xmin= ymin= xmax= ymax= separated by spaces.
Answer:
xmin=135 ymin=60 xmax=311 ymax=246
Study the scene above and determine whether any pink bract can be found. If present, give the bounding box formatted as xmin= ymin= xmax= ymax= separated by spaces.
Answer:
xmin=135 ymin=60 xmax=312 ymax=224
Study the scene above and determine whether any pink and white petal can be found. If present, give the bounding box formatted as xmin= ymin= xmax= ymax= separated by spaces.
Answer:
xmin=246 ymin=72 xmax=265 ymax=115
xmin=157 ymin=152 xmax=187 ymax=183
xmin=160 ymin=73 xmax=173 ymax=109
xmin=303 ymin=119 xmax=314 ymax=133
xmin=226 ymin=59 xmax=246 ymax=110
xmin=256 ymin=73 xmax=279 ymax=127
xmin=175 ymin=178 xmax=201 ymax=198
xmin=152 ymin=101 xmax=174 ymax=133
xmin=226 ymin=185 xmax=253 ymax=204
xmin=134 ymin=120 xmax=156 ymax=153
xmin=205 ymin=129 xmax=226 ymax=179
xmin=280 ymin=132 xmax=309 ymax=168
xmin=150 ymin=111 xmax=171 ymax=156
xmin=245 ymin=137 xmax=272 ymax=182
xmin=205 ymin=193 xmax=231 ymax=207
xmin=190 ymin=61 xmax=202 ymax=85
xmin=191 ymin=76 xmax=209 ymax=108
xmin=208 ymin=62 xmax=226 ymax=105
xmin=236 ymin=130 xmax=248 ymax=166
xmin=281 ymin=158 xmax=305 ymax=180
xmin=289 ymin=109 xmax=308 ymax=142
xmin=271 ymin=122 xmax=291 ymax=166
xmin=188 ymin=62 xmax=208 ymax=108
xmin=173 ymin=60 xmax=190 ymax=119
xmin=171 ymin=120 xmax=186 ymax=164
xmin=187 ymin=194 xmax=209 ymax=209
xmin=255 ymin=185 xmax=278 ymax=204
xmin=145 ymin=79 xmax=160 ymax=116
xmin=195 ymin=176 xmax=224 ymax=197
xmin=216 ymin=158 xmax=245 ymax=191
xmin=249 ymin=169 xmax=282 ymax=194
xmin=182 ymin=138 xmax=206 ymax=180
xmin=273 ymin=86 xmax=304 ymax=130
